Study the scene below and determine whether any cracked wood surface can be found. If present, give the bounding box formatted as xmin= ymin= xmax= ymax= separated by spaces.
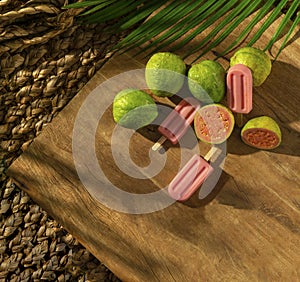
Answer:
xmin=8 ymin=15 xmax=300 ymax=281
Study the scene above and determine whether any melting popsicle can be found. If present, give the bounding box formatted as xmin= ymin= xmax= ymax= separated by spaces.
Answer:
xmin=227 ymin=64 xmax=253 ymax=127
xmin=168 ymin=146 xmax=219 ymax=201
xmin=152 ymin=97 xmax=200 ymax=151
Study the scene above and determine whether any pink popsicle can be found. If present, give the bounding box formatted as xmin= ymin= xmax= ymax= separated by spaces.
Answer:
xmin=168 ymin=147 xmax=218 ymax=201
xmin=227 ymin=64 xmax=253 ymax=114
xmin=152 ymin=97 xmax=200 ymax=151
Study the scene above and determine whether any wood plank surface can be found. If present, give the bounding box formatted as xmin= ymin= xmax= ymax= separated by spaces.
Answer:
xmin=8 ymin=14 xmax=300 ymax=281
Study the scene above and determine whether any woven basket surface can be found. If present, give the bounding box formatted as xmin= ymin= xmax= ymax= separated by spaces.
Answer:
xmin=0 ymin=0 xmax=126 ymax=281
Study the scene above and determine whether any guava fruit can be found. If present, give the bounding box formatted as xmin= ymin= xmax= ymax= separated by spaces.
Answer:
xmin=241 ymin=116 xmax=281 ymax=149
xmin=230 ymin=47 xmax=272 ymax=86
xmin=145 ymin=52 xmax=186 ymax=97
xmin=113 ymin=88 xmax=158 ymax=129
xmin=188 ymin=60 xmax=226 ymax=103
xmin=194 ymin=104 xmax=235 ymax=144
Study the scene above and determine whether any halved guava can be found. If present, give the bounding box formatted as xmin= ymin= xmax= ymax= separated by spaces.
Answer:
xmin=194 ymin=104 xmax=235 ymax=144
xmin=241 ymin=116 xmax=281 ymax=149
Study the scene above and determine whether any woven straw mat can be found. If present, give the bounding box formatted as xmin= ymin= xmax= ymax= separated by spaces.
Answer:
xmin=0 ymin=0 xmax=128 ymax=281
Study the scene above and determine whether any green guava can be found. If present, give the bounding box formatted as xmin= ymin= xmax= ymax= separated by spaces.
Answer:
xmin=113 ymin=88 xmax=158 ymax=129
xmin=241 ymin=116 xmax=281 ymax=149
xmin=230 ymin=47 xmax=272 ymax=86
xmin=145 ymin=52 xmax=186 ymax=97
xmin=194 ymin=103 xmax=235 ymax=144
xmin=188 ymin=60 xmax=226 ymax=103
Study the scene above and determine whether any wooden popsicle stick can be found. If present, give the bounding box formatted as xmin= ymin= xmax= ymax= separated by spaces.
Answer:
xmin=235 ymin=113 xmax=244 ymax=128
xmin=203 ymin=146 xmax=220 ymax=162
xmin=152 ymin=136 xmax=167 ymax=151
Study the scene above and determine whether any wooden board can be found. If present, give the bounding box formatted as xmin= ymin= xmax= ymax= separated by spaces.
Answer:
xmin=8 ymin=15 xmax=300 ymax=281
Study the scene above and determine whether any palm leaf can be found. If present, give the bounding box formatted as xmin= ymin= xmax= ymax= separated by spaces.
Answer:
xmin=275 ymin=8 xmax=300 ymax=58
xmin=64 ymin=0 xmax=300 ymax=60
xmin=80 ymin=0 xmax=140 ymax=22
xmin=133 ymin=0 xmax=214 ymax=53
xmin=63 ymin=0 xmax=107 ymax=9
xmin=247 ymin=0 xmax=290 ymax=46
xmin=114 ymin=1 xmax=166 ymax=31
xmin=114 ymin=0 xmax=188 ymax=49
xmin=79 ymin=0 xmax=117 ymax=17
xmin=123 ymin=0 xmax=219 ymax=54
xmin=264 ymin=0 xmax=300 ymax=50
xmin=169 ymin=0 xmax=240 ymax=52
xmin=123 ymin=0 xmax=232 ymax=53
xmin=219 ymin=0 xmax=277 ymax=56
xmin=183 ymin=0 xmax=262 ymax=61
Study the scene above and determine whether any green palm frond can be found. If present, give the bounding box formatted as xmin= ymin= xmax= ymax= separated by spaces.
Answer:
xmin=64 ymin=0 xmax=300 ymax=60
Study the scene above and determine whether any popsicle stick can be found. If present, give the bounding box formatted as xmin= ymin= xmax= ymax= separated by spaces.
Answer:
xmin=203 ymin=146 xmax=220 ymax=162
xmin=235 ymin=113 xmax=244 ymax=128
xmin=152 ymin=136 xmax=167 ymax=151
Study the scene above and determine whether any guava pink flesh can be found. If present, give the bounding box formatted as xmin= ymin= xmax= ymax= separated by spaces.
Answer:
xmin=196 ymin=107 xmax=232 ymax=142
xmin=242 ymin=128 xmax=279 ymax=149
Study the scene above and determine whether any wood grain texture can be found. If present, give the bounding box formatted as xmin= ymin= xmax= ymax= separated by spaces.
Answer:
xmin=8 ymin=14 xmax=300 ymax=281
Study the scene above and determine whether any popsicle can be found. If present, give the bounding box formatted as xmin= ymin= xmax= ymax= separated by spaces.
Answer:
xmin=227 ymin=64 xmax=253 ymax=127
xmin=152 ymin=97 xmax=200 ymax=151
xmin=168 ymin=146 xmax=219 ymax=201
